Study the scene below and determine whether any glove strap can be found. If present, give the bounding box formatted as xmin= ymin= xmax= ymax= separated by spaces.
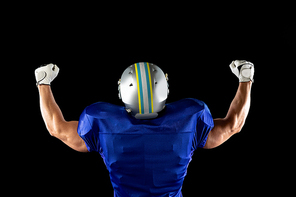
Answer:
xmin=36 ymin=71 xmax=50 ymax=86
xmin=238 ymin=64 xmax=254 ymax=83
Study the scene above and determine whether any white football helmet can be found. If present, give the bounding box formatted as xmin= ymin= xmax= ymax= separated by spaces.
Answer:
xmin=118 ymin=62 xmax=169 ymax=119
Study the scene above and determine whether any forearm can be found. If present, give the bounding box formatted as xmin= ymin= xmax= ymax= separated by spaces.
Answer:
xmin=38 ymin=85 xmax=66 ymax=136
xmin=225 ymin=81 xmax=252 ymax=133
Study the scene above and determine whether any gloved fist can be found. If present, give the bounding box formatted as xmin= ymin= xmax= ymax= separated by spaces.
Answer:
xmin=35 ymin=63 xmax=59 ymax=86
xmin=229 ymin=60 xmax=254 ymax=83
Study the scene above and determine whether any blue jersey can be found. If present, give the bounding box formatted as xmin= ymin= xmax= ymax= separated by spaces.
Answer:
xmin=77 ymin=98 xmax=214 ymax=197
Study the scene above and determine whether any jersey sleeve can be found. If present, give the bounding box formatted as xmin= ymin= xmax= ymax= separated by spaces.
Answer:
xmin=194 ymin=102 xmax=214 ymax=149
xmin=77 ymin=107 xmax=100 ymax=152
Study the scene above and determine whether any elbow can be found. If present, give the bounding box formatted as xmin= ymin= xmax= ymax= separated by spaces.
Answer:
xmin=227 ymin=116 xmax=245 ymax=134
xmin=46 ymin=123 xmax=68 ymax=141
xmin=47 ymin=126 xmax=57 ymax=137
xmin=45 ymin=120 xmax=69 ymax=141
xmin=234 ymin=125 xmax=243 ymax=134
xmin=205 ymin=117 xmax=245 ymax=149
xmin=46 ymin=124 xmax=61 ymax=138
xmin=45 ymin=123 xmax=54 ymax=136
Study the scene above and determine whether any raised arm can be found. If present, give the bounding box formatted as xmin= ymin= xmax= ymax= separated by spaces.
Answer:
xmin=35 ymin=64 xmax=88 ymax=152
xmin=204 ymin=60 xmax=254 ymax=149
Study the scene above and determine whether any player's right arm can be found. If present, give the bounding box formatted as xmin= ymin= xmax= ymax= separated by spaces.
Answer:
xmin=204 ymin=60 xmax=254 ymax=149
xmin=35 ymin=64 xmax=88 ymax=152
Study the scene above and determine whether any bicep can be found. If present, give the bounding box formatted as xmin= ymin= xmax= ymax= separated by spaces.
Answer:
xmin=203 ymin=118 xmax=234 ymax=149
xmin=55 ymin=121 xmax=89 ymax=152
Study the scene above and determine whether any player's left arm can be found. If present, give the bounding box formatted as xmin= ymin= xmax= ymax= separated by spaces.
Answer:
xmin=204 ymin=82 xmax=252 ymax=149
xmin=204 ymin=60 xmax=254 ymax=149
xmin=35 ymin=64 xmax=88 ymax=152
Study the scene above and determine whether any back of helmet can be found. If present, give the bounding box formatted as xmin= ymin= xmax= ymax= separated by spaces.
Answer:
xmin=119 ymin=62 xmax=169 ymax=119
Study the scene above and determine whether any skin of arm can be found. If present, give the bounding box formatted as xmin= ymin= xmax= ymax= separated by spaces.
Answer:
xmin=38 ymin=85 xmax=88 ymax=152
xmin=204 ymin=81 xmax=252 ymax=149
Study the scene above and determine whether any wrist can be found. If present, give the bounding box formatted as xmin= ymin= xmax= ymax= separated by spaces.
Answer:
xmin=37 ymin=84 xmax=50 ymax=90
xmin=239 ymin=81 xmax=252 ymax=90
xmin=239 ymin=81 xmax=252 ymax=85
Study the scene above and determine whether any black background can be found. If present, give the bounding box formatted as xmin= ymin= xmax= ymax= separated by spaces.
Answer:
xmin=4 ymin=4 xmax=294 ymax=196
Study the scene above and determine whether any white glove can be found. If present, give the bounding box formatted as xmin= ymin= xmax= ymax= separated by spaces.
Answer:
xmin=229 ymin=60 xmax=254 ymax=82
xmin=35 ymin=63 xmax=59 ymax=86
